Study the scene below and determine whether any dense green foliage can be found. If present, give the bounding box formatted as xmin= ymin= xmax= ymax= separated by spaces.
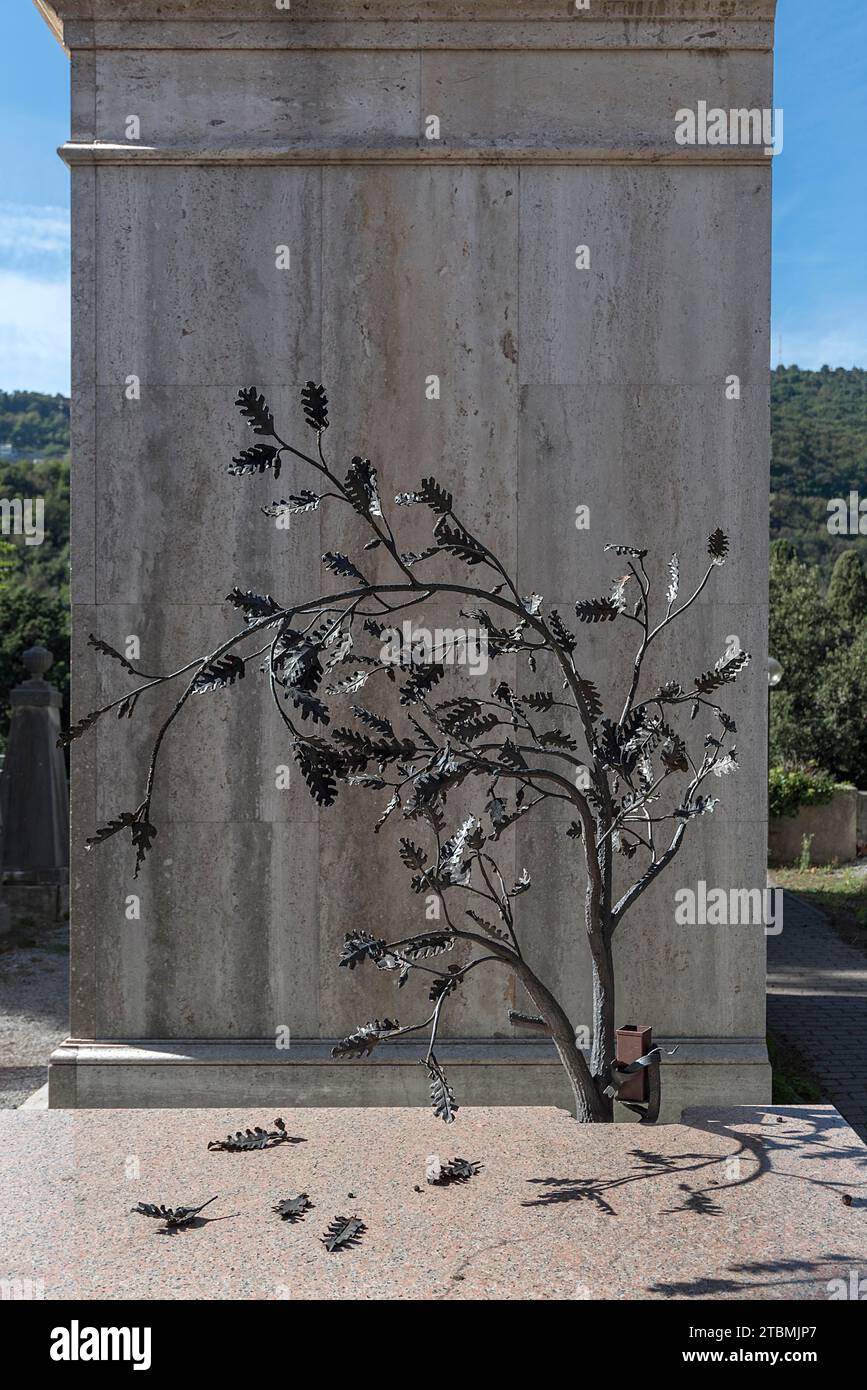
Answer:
xmin=0 ymin=391 xmax=70 ymax=456
xmin=771 ymin=365 xmax=867 ymax=573
xmin=0 ymin=455 xmax=69 ymax=596
xmin=769 ymin=542 xmax=867 ymax=787
xmin=768 ymin=765 xmax=836 ymax=820
xmin=0 ymin=396 xmax=71 ymax=745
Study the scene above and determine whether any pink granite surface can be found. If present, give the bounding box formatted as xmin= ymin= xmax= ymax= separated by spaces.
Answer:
xmin=1 ymin=1104 xmax=865 ymax=1300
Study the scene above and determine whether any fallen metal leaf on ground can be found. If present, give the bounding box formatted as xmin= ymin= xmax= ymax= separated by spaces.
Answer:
xmin=321 ymin=1215 xmax=366 ymax=1252
xmin=132 ymin=1195 xmax=219 ymax=1229
xmin=273 ymin=1193 xmax=313 ymax=1221
xmin=426 ymin=1156 xmax=482 ymax=1186
xmin=207 ymin=1117 xmax=302 ymax=1152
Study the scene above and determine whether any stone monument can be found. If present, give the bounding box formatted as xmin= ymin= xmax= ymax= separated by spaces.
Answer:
xmin=39 ymin=0 xmax=776 ymax=1114
xmin=0 ymin=645 xmax=69 ymax=921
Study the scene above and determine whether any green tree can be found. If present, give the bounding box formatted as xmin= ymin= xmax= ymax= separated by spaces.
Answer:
xmin=768 ymin=540 xmax=837 ymax=770
xmin=0 ymin=390 xmax=70 ymax=454
xmin=771 ymin=365 xmax=867 ymax=576
xmin=818 ymin=627 xmax=867 ymax=788
xmin=0 ymin=455 xmax=70 ymax=595
xmin=826 ymin=549 xmax=867 ymax=632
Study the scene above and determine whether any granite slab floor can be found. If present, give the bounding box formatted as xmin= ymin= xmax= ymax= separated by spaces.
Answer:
xmin=1 ymin=1104 xmax=865 ymax=1300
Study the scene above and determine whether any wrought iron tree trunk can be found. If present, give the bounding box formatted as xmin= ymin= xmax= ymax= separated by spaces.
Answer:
xmin=67 ymin=381 xmax=748 ymax=1127
xmin=520 ymin=958 xmax=609 ymax=1123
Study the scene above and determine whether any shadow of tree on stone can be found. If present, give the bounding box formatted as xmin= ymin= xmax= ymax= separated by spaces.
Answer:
xmin=662 ymin=1183 xmax=724 ymax=1216
xmin=523 ymin=1148 xmax=725 ymax=1215
xmin=524 ymin=1109 xmax=867 ymax=1219
xmin=648 ymin=1254 xmax=852 ymax=1298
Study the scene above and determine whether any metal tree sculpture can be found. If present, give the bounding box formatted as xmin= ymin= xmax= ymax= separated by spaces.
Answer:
xmin=67 ymin=383 xmax=748 ymax=1125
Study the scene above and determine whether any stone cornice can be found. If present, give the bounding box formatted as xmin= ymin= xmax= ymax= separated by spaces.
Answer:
xmin=38 ymin=1 xmax=778 ymax=18
xmin=39 ymin=1 xmax=777 ymax=53
xmin=59 ymin=141 xmax=773 ymax=168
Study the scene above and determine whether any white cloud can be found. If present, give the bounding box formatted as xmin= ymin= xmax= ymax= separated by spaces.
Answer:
xmin=0 ymin=269 xmax=69 ymax=394
xmin=0 ymin=201 xmax=69 ymax=276
xmin=0 ymin=203 xmax=70 ymax=393
xmin=772 ymin=318 xmax=867 ymax=371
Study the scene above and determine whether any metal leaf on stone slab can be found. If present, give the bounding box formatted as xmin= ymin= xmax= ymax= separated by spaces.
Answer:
xmin=207 ymin=1117 xmax=299 ymax=1152
xmin=321 ymin=1214 xmax=366 ymax=1253
xmin=273 ymin=1193 xmax=313 ymax=1222
xmin=132 ymin=1195 xmax=218 ymax=1228
xmin=427 ymin=1157 xmax=483 ymax=1186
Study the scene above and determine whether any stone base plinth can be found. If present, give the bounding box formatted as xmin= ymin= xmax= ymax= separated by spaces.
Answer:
xmin=3 ymin=881 xmax=69 ymax=925
xmin=48 ymin=1037 xmax=771 ymax=1122
xmin=0 ymin=1104 xmax=861 ymax=1300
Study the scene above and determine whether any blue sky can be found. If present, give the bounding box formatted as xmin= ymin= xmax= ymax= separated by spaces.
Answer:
xmin=0 ymin=0 xmax=865 ymax=394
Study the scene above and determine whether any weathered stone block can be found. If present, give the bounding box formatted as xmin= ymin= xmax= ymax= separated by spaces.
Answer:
xmin=39 ymin=0 xmax=775 ymax=1113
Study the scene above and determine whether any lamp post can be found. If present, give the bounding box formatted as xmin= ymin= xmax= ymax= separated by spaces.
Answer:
xmin=767 ymin=656 xmax=784 ymax=770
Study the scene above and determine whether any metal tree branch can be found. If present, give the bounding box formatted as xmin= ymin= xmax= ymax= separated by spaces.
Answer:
xmin=68 ymin=381 xmax=749 ymax=1125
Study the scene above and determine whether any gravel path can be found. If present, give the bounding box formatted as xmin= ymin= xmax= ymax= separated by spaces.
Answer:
xmin=0 ymin=918 xmax=69 ymax=1108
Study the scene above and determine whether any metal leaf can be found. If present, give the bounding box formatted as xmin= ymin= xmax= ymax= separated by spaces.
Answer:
xmin=322 ymin=551 xmax=368 ymax=586
xmin=576 ymin=595 xmax=620 ymax=623
xmin=331 ymin=1018 xmax=399 ymax=1059
xmin=394 ymin=477 xmax=453 ymax=515
xmin=229 ymin=444 xmax=281 ymax=480
xmin=225 ymin=588 xmax=282 ymax=625
xmin=339 ymin=931 xmax=388 ymax=970
xmin=350 ymin=705 xmax=395 ymax=738
xmin=399 ymin=664 xmax=444 ymax=706
xmin=465 ymin=908 xmax=510 ymax=943
xmin=604 ymin=544 xmax=648 ymax=558
xmin=273 ymin=1193 xmax=313 ymax=1222
xmin=344 ymin=455 xmax=381 ymax=517
xmin=87 ymin=632 xmax=139 ymax=676
xmin=428 ymin=966 xmax=461 ymax=1003
xmin=426 ymin=1157 xmax=482 ymax=1186
xmin=667 ymin=553 xmax=680 ymax=606
xmin=548 ymin=609 xmax=576 ymax=653
xmin=262 ymin=491 xmax=320 ymax=516
xmin=236 ymin=387 xmax=275 ymax=437
xmin=192 ymin=654 xmax=245 ymax=694
xmin=708 ymin=528 xmax=729 ymax=563
xmin=301 ymin=381 xmax=329 ymax=432
xmin=424 ymin=1058 xmax=458 ymax=1124
xmin=293 ymin=743 xmax=339 ymax=807
xmin=693 ymin=650 xmax=750 ymax=694
xmin=400 ymin=931 xmax=455 ymax=961
xmin=321 ymin=1215 xmax=365 ymax=1252
xmin=207 ymin=1117 xmax=299 ymax=1152
xmin=433 ymin=515 xmax=486 ymax=566
xmin=132 ymin=1196 xmax=218 ymax=1228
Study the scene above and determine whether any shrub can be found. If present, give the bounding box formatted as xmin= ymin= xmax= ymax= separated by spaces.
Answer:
xmin=768 ymin=765 xmax=836 ymax=820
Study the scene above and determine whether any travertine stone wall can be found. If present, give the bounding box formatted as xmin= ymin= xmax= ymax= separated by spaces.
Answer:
xmin=40 ymin=0 xmax=775 ymax=1113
